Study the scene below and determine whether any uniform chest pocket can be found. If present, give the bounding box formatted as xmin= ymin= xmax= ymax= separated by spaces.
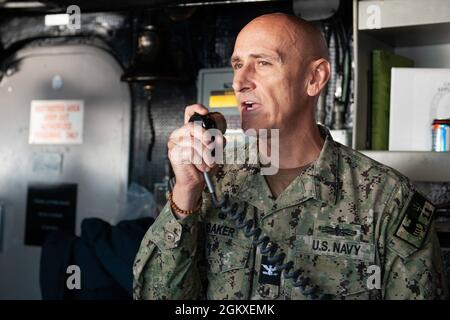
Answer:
xmin=295 ymin=254 xmax=374 ymax=299
xmin=206 ymin=234 xmax=252 ymax=273
xmin=292 ymin=237 xmax=377 ymax=299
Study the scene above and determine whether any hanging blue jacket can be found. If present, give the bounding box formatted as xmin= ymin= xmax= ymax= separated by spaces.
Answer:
xmin=40 ymin=217 xmax=154 ymax=300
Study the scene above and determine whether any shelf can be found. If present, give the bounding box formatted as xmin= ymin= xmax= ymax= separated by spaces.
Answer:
xmin=352 ymin=1 xmax=450 ymax=183
xmin=360 ymin=150 xmax=450 ymax=182
xmin=358 ymin=0 xmax=450 ymax=30
xmin=360 ymin=22 xmax=450 ymax=47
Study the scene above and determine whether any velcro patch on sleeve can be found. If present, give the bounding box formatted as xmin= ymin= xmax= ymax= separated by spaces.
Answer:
xmin=395 ymin=191 xmax=435 ymax=249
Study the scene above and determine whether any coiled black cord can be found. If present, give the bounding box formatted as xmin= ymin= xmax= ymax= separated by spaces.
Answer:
xmin=189 ymin=112 xmax=335 ymax=299
xmin=211 ymin=194 xmax=334 ymax=300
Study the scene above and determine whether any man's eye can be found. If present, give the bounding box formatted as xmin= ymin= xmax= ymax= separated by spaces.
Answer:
xmin=258 ymin=61 xmax=271 ymax=66
xmin=233 ymin=63 xmax=243 ymax=70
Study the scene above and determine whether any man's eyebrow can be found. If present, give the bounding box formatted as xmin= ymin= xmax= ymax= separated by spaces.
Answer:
xmin=230 ymin=56 xmax=240 ymax=66
xmin=249 ymin=53 xmax=282 ymax=62
xmin=230 ymin=52 xmax=283 ymax=66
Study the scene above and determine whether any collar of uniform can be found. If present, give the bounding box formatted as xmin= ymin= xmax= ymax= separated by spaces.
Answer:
xmin=308 ymin=124 xmax=340 ymax=207
xmin=234 ymin=124 xmax=340 ymax=213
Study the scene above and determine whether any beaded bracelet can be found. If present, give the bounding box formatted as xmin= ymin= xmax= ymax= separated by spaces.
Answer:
xmin=167 ymin=191 xmax=202 ymax=216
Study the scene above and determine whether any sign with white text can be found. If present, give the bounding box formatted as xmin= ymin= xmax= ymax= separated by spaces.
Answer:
xmin=29 ymin=100 xmax=84 ymax=144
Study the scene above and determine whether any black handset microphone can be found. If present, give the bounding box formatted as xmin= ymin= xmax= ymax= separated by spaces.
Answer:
xmin=188 ymin=112 xmax=226 ymax=206
xmin=188 ymin=112 xmax=333 ymax=299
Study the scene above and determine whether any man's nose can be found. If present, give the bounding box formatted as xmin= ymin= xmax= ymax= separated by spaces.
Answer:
xmin=232 ymin=65 xmax=256 ymax=93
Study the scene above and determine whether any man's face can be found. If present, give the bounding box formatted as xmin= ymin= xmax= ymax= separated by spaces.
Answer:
xmin=231 ymin=18 xmax=308 ymax=133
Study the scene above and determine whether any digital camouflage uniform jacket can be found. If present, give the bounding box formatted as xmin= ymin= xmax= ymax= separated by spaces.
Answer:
xmin=133 ymin=127 xmax=448 ymax=300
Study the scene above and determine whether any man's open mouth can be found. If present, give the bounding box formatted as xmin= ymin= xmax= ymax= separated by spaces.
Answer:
xmin=241 ymin=101 xmax=261 ymax=112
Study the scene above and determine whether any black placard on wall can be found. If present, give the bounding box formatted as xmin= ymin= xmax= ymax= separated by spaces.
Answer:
xmin=25 ymin=183 xmax=77 ymax=246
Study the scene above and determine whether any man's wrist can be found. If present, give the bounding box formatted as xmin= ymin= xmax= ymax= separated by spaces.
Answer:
xmin=171 ymin=184 xmax=203 ymax=218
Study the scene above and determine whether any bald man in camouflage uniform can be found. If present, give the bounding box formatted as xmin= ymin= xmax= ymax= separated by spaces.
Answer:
xmin=133 ymin=13 xmax=448 ymax=299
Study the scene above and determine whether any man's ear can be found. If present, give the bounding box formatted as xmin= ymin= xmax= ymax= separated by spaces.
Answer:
xmin=306 ymin=58 xmax=331 ymax=97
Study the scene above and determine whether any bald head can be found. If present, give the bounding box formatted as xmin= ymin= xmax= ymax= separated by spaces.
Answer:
xmin=231 ymin=13 xmax=331 ymax=135
xmin=236 ymin=13 xmax=329 ymax=64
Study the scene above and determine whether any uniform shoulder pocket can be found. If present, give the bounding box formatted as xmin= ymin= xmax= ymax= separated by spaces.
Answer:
xmin=391 ymin=191 xmax=435 ymax=255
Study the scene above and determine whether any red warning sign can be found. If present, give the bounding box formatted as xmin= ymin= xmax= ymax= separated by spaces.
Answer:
xmin=29 ymin=100 xmax=84 ymax=144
